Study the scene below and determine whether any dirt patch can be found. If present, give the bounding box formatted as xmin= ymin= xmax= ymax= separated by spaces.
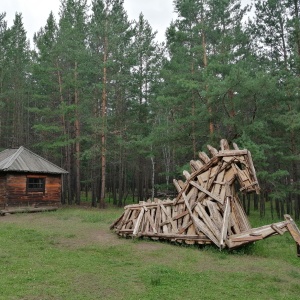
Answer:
xmin=0 ymin=210 xmax=124 ymax=249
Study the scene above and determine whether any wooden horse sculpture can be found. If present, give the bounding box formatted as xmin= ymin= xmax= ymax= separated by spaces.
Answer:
xmin=111 ymin=139 xmax=300 ymax=255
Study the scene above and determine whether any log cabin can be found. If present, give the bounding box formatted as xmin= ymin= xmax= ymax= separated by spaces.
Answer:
xmin=0 ymin=146 xmax=68 ymax=209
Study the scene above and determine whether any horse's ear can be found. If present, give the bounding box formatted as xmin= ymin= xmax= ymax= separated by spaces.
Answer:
xmin=232 ymin=142 xmax=239 ymax=150
xmin=220 ymin=139 xmax=230 ymax=151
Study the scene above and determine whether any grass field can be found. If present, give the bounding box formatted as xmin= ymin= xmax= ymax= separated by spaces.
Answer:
xmin=0 ymin=205 xmax=299 ymax=300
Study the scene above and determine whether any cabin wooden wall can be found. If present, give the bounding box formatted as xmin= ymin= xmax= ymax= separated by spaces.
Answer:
xmin=0 ymin=174 xmax=7 ymax=208
xmin=4 ymin=173 xmax=62 ymax=207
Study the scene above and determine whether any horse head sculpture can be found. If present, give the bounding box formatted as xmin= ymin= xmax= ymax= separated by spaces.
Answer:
xmin=111 ymin=139 xmax=300 ymax=256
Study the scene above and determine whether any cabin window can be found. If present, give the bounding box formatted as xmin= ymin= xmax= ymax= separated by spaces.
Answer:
xmin=27 ymin=177 xmax=45 ymax=192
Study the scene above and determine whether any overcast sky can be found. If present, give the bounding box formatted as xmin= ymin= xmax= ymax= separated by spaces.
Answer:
xmin=2 ymin=0 xmax=176 ymax=44
xmin=2 ymin=0 xmax=252 ymax=45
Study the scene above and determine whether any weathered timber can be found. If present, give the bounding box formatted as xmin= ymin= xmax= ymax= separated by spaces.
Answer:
xmin=111 ymin=139 xmax=300 ymax=256
xmin=0 ymin=206 xmax=58 ymax=215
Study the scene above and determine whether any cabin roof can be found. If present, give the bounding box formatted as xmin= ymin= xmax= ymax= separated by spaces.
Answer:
xmin=0 ymin=146 xmax=68 ymax=174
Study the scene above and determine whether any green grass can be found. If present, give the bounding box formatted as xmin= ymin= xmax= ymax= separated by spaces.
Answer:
xmin=0 ymin=206 xmax=299 ymax=300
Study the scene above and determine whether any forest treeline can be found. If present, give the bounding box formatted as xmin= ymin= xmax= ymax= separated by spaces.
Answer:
xmin=0 ymin=0 xmax=299 ymax=218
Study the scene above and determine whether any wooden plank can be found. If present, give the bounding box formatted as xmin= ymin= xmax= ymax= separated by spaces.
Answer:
xmin=211 ymin=169 xmax=225 ymax=198
xmin=245 ymin=152 xmax=260 ymax=193
xmin=110 ymin=211 xmax=125 ymax=229
xmin=271 ymin=224 xmax=285 ymax=235
xmin=198 ymin=151 xmax=210 ymax=164
xmin=207 ymin=144 xmax=218 ymax=156
xmin=190 ymin=160 xmax=203 ymax=172
xmin=198 ymin=170 xmax=210 ymax=183
xmin=116 ymin=208 xmax=132 ymax=232
xmin=206 ymin=201 xmax=223 ymax=229
xmin=174 ymin=156 xmax=221 ymax=204
xmin=220 ymin=197 xmax=231 ymax=249
xmin=175 ymin=204 xmax=184 ymax=228
xmin=189 ymin=181 xmax=222 ymax=203
xmin=232 ymin=142 xmax=239 ymax=150
xmin=285 ymin=214 xmax=300 ymax=244
xmin=182 ymin=192 xmax=200 ymax=235
xmin=195 ymin=203 xmax=221 ymax=240
xmin=194 ymin=217 xmax=221 ymax=247
xmin=186 ymin=223 xmax=196 ymax=244
xmin=231 ymin=196 xmax=251 ymax=231
xmin=133 ymin=208 xmax=145 ymax=236
xmin=224 ymin=166 xmax=236 ymax=183
xmin=227 ymin=221 xmax=288 ymax=245
xmin=230 ymin=235 xmax=263 ymax=242
xmin=177 ymin=221 xmax=193 ymax=234
xmin=160 ymin=203 xmax=178 ymax=232
xmin=172 ymin=210 xmax=189 ymax=220
xmin=145 ymin=210 xmax=157 ymax=234
xmin=209 ymin=165 xmax=221 ymax=179
xmin=216 ymin=150 xmax=248 ymax=157
xmin=220 ymin=139 xmax=230 ymax=151
xmin=183 ymin=170 xmax=191 ymax=180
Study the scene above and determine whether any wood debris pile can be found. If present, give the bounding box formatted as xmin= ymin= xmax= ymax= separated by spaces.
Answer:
xmin=111 ymin=139 xmax=300 ymax=256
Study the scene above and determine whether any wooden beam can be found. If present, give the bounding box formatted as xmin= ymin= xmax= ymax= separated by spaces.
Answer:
xmin=220 ymin=197 xmax=231 ymax=249
xmin=189 ymin=181 xmax=222 ymax=203
xmin=284 ymin=214 xmax=300 ymax=245
xmin=133 ymin=208 xmax=145 ymax=236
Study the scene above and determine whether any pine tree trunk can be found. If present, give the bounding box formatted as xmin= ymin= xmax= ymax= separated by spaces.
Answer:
xmin=74 ymin=61 xmax=81 ymax=205
xmin=99 ymin=33 xmax=108 ymax=209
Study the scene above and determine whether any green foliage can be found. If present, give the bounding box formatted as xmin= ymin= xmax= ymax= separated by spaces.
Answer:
xmin=0 ymin=0 xmax=300 ymax=217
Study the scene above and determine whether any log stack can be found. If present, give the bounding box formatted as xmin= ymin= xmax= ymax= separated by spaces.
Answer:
xmin=111 ymin=139 xmax=300 ymax=255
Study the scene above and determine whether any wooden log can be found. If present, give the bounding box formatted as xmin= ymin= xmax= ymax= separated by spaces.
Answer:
xmin=0 ymin=206 xmax=58 ymax=215
xmin=139 ymin=232 xmax=211 ymax=242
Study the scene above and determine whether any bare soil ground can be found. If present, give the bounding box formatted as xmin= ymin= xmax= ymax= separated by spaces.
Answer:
xmin=0 ymin=207 xmax=125 ymax=249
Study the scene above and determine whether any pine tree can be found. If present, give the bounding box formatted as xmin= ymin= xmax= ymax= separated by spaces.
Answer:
xmin=0 ymin=13 xmax=31 ymax=148
xmin=32 ymin=0 xmax=89 ymax=204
